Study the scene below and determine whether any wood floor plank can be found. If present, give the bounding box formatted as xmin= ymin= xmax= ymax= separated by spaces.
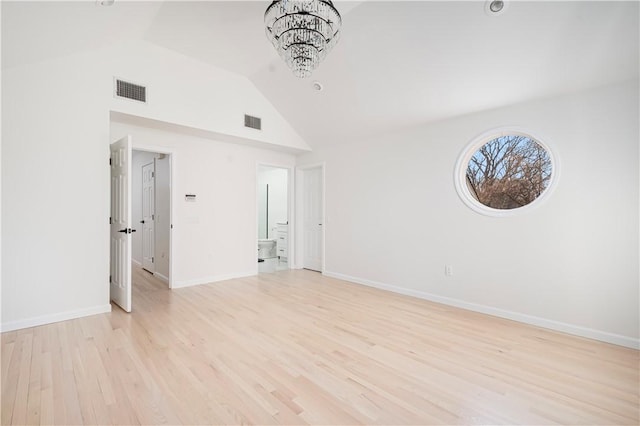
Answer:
xmin=1 ymin=339 xmax=17 ymax=425
xmin=1 ymin=265 xmax=638 ymax=425
xmin=26 ymin=330 xmax=42 ymax=425
xmin=38 ymin=351 xmax=54 ymax=425
xmin=11 ymin=332 xmax=33 ymax=425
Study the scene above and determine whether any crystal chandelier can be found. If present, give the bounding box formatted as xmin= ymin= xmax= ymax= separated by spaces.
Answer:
xmin=264 ymin=0 xmax=342 ymax=78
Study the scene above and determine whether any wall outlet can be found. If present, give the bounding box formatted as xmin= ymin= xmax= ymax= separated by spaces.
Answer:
xmin=445 ymin=265 xmax=453 ymax=277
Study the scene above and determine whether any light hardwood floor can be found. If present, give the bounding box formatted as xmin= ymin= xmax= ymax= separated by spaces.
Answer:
xmin=2 ymin=266 xmax=639 ymax=425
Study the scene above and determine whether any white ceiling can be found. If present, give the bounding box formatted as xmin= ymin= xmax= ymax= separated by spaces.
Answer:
xmin=1 ymin=1 xmax=163 ymax=69
xmin=3 ymin=1 xmax=638 ymax=149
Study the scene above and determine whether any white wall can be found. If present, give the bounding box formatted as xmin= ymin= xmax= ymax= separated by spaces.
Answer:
xmin=1 ymin=36 xmax=307 ymax=330
xmin=105 ymin=41 xmax=309 ymax=153
xmin=111 ymin=120 xmax=296 ymax=288
xmin=131 ymin=150 xmax=157 ymax=265
xmin=2 ymin=51 xmax=112 ymax=329
xmin=297 ymin=80 xmax=640 ymax=347
xmin=258 ymin=166 xmax=289 ymax=239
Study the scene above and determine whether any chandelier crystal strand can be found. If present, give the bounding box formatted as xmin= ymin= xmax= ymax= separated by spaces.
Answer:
xmin=265 ymin=0 xmax=342 ymax=78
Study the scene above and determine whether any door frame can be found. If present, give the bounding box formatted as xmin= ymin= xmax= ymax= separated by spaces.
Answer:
xmin=132 ymin=144 xmax=176 ymax=289
xmin=256 ymin=162 xmax=295 ymax=271
xmin=295 ymin=162 xmax=325 ymax=272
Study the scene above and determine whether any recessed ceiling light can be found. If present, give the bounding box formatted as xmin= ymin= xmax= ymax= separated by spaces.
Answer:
xmin=312 ymin=81 xmax=323 ymax=92
xmin=96 ymin=0 xmax=115 ymax=6
xmin=485 ymin=0 xmax=508 ymax=16
xmin=490 ymin=1 xmax=504 ymax=13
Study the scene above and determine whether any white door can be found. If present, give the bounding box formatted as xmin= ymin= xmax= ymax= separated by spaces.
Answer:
xmin=303 ymin=166 xmax=323 ymax=271
xmin=110 ymin=136 xmax=133 ymax=312
xmin=142 ymin=162 xmax=155 ymax=272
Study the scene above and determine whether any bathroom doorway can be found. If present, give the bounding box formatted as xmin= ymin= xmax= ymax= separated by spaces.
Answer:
xmin=257 ymin=164 xmax=291 ymax=273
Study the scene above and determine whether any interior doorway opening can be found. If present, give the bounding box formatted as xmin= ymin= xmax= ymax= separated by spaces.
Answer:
xmin=257 ymin=164 xmax=291 ymax=273
xmin=132 ymin=149 xmax=172 ymax=286
xmin=109 ymin=135 xmax=175 ymax=313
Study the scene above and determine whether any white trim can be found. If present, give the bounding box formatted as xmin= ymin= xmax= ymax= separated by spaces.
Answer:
xmin=323 ymin=271 xmax=639 ymax=350
xmin=173 ymin=271 xmax=256 ymax=289
xmin=154 ymin=272 xmax=169 ymax=283
xmin=131 ymin=258 xmax=142 ymax=266
xmin=453 ymin=127 xmax=560 ymax=217
xmin=0 ymin=304 xmax=112 ymax=333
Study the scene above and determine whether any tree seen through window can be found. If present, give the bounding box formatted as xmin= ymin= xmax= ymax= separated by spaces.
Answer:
xmin=465 ymin=135 xmax=552 ymax=210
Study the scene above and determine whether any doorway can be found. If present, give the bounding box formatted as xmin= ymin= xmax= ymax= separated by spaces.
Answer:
xmin=110 ymin=140 xmax=174 ymax=313
xmin=132 ymin=150 xmax=172 ymax=285
xmin=296 ymin=164 xmax=324 ymax=272
xmin=257 ymin=164 xmax=291 ymax=273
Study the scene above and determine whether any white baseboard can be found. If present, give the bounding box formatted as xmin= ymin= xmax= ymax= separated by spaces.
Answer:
xmin=323 ymin=271 xmax=639 ymax=350
xmin=154 ymin=272 xmax=169 ymax=283
xmin=173 ymin=271 xmax=256 ymax=289
xmin=131 ymin=258 xmax=142 ymax=266
xmin=0 ymin=304 xmax=112 ymax=333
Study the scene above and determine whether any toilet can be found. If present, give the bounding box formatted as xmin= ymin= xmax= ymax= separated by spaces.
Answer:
xmin=258 ymin=239 xmax=277 ymax=259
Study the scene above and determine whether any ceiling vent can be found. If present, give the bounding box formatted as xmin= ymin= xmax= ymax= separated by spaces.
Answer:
xmin=115 ymin=78 xmax=147 ymax=103
xmin=244 ymin=114 xmax=262 ymax=130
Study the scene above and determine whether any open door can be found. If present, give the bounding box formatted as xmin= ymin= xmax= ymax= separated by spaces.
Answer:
xmin=110 ymin=136 xmax=133 ymax=312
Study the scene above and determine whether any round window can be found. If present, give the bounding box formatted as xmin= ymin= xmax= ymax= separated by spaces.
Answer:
xmin=454 ymin=129 xmax=557 ymax=216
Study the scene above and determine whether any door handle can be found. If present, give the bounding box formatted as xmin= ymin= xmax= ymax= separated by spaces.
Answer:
xmin=140 ymin=220 xmax=145 ymax=224
xmin=118 ymin=228 xmax=136 ymax=234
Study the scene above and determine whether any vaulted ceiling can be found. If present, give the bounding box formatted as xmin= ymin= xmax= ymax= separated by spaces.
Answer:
xmin=3 ymin=1 xmax=638 ymax=149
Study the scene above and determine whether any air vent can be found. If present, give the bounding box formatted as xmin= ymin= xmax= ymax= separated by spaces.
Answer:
xmin=115 ymin=79 xmax=147 ymax=103
xmin=244 ymin=114 xmax=262 ymax=130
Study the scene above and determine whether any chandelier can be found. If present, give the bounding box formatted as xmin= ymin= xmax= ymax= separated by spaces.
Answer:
xmin=264 ymin=0 xmax=342 ymax=78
